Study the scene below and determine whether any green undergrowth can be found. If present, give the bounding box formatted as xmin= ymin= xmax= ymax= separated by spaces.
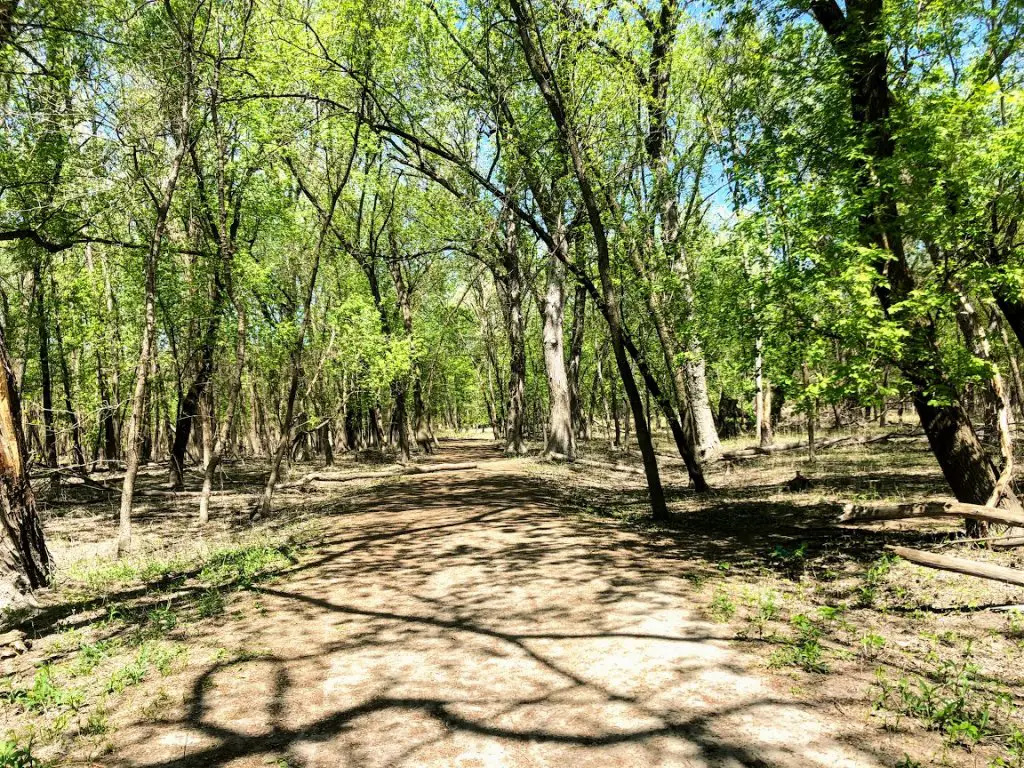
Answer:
xmin=1 ymin=521 xmax=321 ymax=762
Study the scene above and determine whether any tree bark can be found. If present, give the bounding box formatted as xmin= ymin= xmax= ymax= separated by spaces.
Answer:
xmin=0 ymin=322 xmax=50 ymax=611
xmin=169 ymin=329 xmax=215 ymax=489
xmin=890 ymin=546 xmax=1024 ymax=588
xmin=509 ymin=0 xmax=667 ymax=518
xmin=540 ymin=253 xmax=574 ymax=459
xmin=117 ymin=138 xmax=189 ymax=557
xmin=809 ymin=0 xmax=1018 ymax=527
xmin=499 ymin=211 xmax=528 ymax=455
xmin=994 ymin=309 xmax=1024 ymax=420
xmin=567 ymin=281 xmax=586 ymax=439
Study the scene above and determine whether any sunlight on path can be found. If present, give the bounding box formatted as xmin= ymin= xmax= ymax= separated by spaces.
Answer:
xmin=111 ymin=442 xmax=884 ymax=768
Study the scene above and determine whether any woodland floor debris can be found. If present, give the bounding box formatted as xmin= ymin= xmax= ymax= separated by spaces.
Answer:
xmin=2 ymin=435 xmax=1024 ymax=766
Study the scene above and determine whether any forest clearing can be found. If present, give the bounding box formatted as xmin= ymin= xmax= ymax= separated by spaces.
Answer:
xmin=2 ymin=0 xmax=1024 ymax=765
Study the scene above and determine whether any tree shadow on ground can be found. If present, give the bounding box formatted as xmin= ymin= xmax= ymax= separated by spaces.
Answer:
xmin=80 ymin=440 xmax=926 ymax=767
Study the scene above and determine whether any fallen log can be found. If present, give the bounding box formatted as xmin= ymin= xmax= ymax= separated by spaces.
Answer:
xmin=989 ymin=537 xmax=1024 ymax=550
xmin=717 ymin=430 xmax=924 ymax=462
xmin=406 ymin=462 xmax=478 ymax=475
xmin=839 ymin=500 xmax=1024 ymax=528
xmin=572 ymin=458 xmax=646 ymax=476
xmin=890 ymin=546 xmax=1024 ymax=588
xmin=280 ymin=462 xmax=478 ymax=488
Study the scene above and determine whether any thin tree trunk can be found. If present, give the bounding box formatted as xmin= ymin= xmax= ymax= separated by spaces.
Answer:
xmin=50 ymin=275 xmax=84 ymax=469
xmin=117 ymin=138 xmax=188 ymax=557
xmin=760 ymin=379 xmax=774 ymax=448
xmin=34 ymin=265 xmax=57 ymax=468
xmin=199 ymin=305 xmax=246 ymax=525
xmin=568 ymin=282 xmax=586 ymax=439
xmin=803 ymin=363 xmax=816 ymax=462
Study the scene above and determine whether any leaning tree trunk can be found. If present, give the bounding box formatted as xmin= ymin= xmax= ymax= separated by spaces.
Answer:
xmin=811 ymin=0 xmax=1021 ymax=534
xmin=540 ymin=252 xmax=574 ymax=459
xmin=509 ymin=0 xmax=667 ymax=519
xmin=0 ymin=323 xmax=50 ymax=611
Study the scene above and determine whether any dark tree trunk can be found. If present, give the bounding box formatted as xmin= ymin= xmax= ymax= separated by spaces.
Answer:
xmin=499 ymin=212 xmax=528 ymax=455
xmin=568 ymin=282 xmax=586 ymax=438
xmin=810 ymin=0 xmax=1020 ymax=525
xmin=0 ymin=322 xmax=51 ymax=611
xmin=169 ymin=335 xmax=215 ymax=489
xmin=34 ymin=265 xmax=57 ymax=468
xmin=51 ymin=278 xmax=84 ymax=470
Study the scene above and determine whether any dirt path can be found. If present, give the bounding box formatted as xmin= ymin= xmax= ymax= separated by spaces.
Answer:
xmin=111 ymin=440 xmax=888 ymax=767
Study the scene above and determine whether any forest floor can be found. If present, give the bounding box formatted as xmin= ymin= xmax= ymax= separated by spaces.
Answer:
xmin=4 ymin=433 xmax=1024 ymax=767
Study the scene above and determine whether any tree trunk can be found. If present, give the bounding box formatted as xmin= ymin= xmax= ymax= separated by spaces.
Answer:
xmin=50 ymin=275 xmax=85 ymax=469
xmin=540 ymin=254 xmax=574 ymax=459
xmin=198 ymin=305 xmax=246 ymax=525
xmin=499 ymin=214 xmax=528 ymax=455
xmin=992 ymin=308 xmax=1024 ymax=422
xmin=811 ymin=0 xmax=1020 ymax=530
xmin=34 ymin=265 xmax=58 ymax=468
xmin=169 ymin=332 xmax=215 ymax=489
xmin=118 ymin=138 xmax=188 ymax=556
xmin=0 ymin=323 xmax=50 ymax=611
xmin=803 ymin=363 xmax=816 ymax=462
xmin=568 ymin=282 xmax=586 ymax=439
xmin=760 ymin=379 xmax=774 ymax=448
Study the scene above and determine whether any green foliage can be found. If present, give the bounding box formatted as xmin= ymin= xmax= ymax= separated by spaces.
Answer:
xmin=198 ymin=543 xmax=296 ymax=588
xmin=858 ymin=554 xmax=895 ymax=607
xmin=769 ymin=613 xmax=829 ymax=674
xmin=2 ymin=667 xmax=83 ymax=715
xmin=872 ymin=661 xmax=1012 ymax=748
xmin=0 ymin=737 xmax=40 ymax=768
xmin=710 ymin=588 xmax=737 ymax=622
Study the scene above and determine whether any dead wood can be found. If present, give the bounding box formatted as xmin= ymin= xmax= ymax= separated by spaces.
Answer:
xmin=890 ymin=546 xmax=1024 ymax=588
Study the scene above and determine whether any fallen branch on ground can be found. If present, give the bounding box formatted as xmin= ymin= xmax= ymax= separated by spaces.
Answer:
xmin=839 ymin=500 xmax=1024 ymax=528
xmin=717 ymin=430 xmax=925 ymax=462
xmin=279 ymin=462 xmax=478 ymax=488
xmin=890 ymin=546 xmax=1024 ymax=588
xmin=572 ymin=458 xmax=646 ymax=476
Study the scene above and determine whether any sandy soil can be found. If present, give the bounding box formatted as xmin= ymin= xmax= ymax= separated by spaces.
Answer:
xmin=91 ymin=439 xmax=901 ymax=768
